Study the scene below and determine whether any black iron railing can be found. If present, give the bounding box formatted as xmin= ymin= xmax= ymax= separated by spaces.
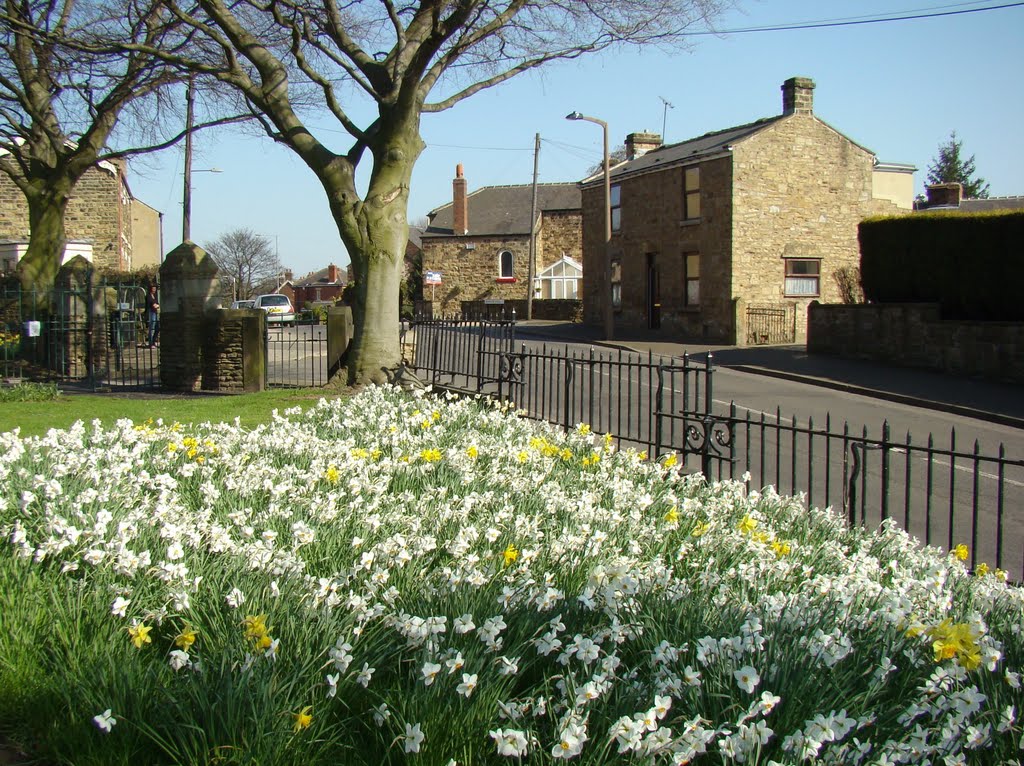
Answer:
xmin=407 ymin=315 xmax=1023 ymax=581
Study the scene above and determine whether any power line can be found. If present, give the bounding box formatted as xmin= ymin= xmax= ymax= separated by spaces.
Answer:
xmin=693 ymin=1 xmax=1024 ymax=35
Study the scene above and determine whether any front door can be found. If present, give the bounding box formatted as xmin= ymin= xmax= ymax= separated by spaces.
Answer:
xmin=646 ymin=253 xmax=661 ymax=329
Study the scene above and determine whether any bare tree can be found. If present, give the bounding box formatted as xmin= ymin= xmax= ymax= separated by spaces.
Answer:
xmin=205 ymin=227 xmax=281 ymax=301
xmin=121 ymin=0 xmax=728 ymax=384
xmin=0 ymin=0 xmax=242 ymax=300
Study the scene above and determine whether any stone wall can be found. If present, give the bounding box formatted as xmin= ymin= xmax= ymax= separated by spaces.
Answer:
xmin=808 ymin=302 xmax=1024 ymax=383
xmin=0 ymin=162 xmax=132 ymax=272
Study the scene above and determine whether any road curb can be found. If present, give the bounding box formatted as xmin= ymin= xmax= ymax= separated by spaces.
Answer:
xmin=722 ymin=364 xmax=1024 ymax=431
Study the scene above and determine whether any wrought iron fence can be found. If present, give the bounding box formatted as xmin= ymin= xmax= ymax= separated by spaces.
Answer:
xmin=407 ymin=315 xmax=1023 ymax=581
xmin=0 ymin=280 xmax=160 ymax=390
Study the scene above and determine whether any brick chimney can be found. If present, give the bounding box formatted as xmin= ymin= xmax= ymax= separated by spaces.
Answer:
xmin=781 ymin=77 xmax=815 ymax=116
xmin=453 ymin=163 xmax=468 ymax=235
xmin=625 ymin=132 xmax=662 ymax=160
xmin=924 ymin=183 xmax=963 ymax=207
xmin=327 ymin=263 xmax=338 ymax=283
xmin=284 ymin=269 xmax=293 ymax=283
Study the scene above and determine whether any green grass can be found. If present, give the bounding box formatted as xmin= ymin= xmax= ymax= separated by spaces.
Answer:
xmin=0 ymin=387 xmax=351 ymax=438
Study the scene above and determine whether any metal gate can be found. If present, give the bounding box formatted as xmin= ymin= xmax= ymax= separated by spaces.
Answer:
xmin=746 ymin=304 xmax=795 ymax=345
xmin=265 ymin=317 xmax=329 ymax=387
xmin=0 ymin=279 xmax=160 ymax=390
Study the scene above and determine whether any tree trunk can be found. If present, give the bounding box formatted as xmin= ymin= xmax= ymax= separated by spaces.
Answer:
xmin=332 ymin=120 xmax=423 ymax=385
xmin=17 ymin=181 xmax=73 ymax=306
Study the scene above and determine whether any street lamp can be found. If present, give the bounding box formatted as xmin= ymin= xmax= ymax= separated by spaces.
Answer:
xmin=566 ymin=111 xmax=613 ymax=340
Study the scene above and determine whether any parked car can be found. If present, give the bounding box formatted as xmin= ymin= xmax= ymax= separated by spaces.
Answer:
xmin=252 ymin=293 xmax=295 ymax=323
xmin=231 ymin=299 xmax=256 ymax=309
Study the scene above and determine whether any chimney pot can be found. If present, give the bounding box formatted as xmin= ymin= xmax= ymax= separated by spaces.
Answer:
xmin=327 ymin=263 xmax=338 ymax=283
xmin=781 ymin=76 xmax=815 ymax=116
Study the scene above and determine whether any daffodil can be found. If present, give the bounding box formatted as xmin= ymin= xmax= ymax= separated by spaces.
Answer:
xmin=691 ymin=521 xmax=711 ymax=537
xmin=664 ymin=507 xmax=679 ymax=523
xmin=503 ymin=543 xmax=519 ymax=567
xmin=466 ymin=445 xmax=479 ymax=459
xmin=953 ymin=544 xmax=969 ymax=561
xmin=292 ymin=706 xmax=313 ymax=732
xmin=128 ymin=622 xmax=152 ymax=649
xmin=325 ymin=465 xmax=340 ymax=484
xmin=738 ymin=515 xmax=758 ymax=534
xmin=174 ymin=625 xmax=198 ymax=651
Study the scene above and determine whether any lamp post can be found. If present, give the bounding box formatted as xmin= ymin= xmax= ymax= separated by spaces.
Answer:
xmin=566 ymin=111 xmax=613 ymax=340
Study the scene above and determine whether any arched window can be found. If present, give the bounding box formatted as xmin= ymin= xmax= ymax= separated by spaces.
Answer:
xmin=499 ymin=250 xmax=514 ymax=279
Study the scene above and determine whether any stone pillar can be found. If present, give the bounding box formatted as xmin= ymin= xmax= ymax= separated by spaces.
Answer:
xmin=201 ymin=308 xmax=265 ymax=392
xmin=327 ymin=305 xmax=353 ymax=381
xmin=159 ymin=242 xmax=220 ymax=392
xmin=732 ymin=297 xmax=747 ymax=347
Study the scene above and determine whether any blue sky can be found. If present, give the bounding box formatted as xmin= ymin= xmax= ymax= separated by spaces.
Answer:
xmin=128 ymin=1 xmax=1024 ymax=278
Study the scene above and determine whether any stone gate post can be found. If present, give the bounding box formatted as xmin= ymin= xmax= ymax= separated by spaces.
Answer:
xmin=159 ymin=242 xmax=220 ymax=391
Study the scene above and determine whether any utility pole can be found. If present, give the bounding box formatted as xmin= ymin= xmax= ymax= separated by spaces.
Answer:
xmin=526 ymin=133 xmax=540 ymax=321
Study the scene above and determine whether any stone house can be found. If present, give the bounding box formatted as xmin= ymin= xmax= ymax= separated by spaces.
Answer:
xmin=0 ymin=157 xmax=160 ymax=274
xmin=579 ymin=76 xmax=915 ymax=344
xmin=420 ymin=165 xmax=582 ymax=313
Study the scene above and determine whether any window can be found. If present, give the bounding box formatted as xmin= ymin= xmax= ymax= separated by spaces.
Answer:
xmin=610 ymin=184 xmax=621 ymax=232
xmin=499 ymin=250 xmax=514 ymax=280
xmin=683 ymin=167 xmax=700 ymax=220
xmin=611 ymin=257 xmax=622 ymax=310
xmin=684 ymin=252 xmax=700 ymax=306
xmin=784 ymin=259 xmax=820 ymax=296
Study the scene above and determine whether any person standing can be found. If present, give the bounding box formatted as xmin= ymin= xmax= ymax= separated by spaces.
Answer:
xmin=146 ymin=284 xmax=160 ymax=348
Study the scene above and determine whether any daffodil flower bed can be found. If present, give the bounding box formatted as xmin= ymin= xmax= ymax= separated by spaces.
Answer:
xmin=0 ymin=386 xmax=1022 ymax=765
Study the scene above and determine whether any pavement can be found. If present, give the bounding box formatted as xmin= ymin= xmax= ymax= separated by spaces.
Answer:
xmin=513 ymin=320 xmax=1024 ymax=430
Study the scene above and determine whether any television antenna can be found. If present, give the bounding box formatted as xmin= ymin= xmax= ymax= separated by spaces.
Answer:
xmin=659 ymin=96 xmax=674 ymax=140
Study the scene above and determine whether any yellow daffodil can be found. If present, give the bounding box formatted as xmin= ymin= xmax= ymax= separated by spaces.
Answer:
xmin=174 ymin=625 xmax=198 ymax=651
xmin=664 ymin=507 xmax=680 ymax=523
xmin=350 ymin=448 xmax=369 ymax=460
xmin=691 ymin=521 xmax=711 ymax=537
xmin=243 ymin=614 xmax=270 ymax=641
xmin=662 ymin=453 xmax=678 ymax=469
xmin=466 ymin=445 xmax=479 ymax=459
xmin=420 ymin=448 xmax=442 ymax=463
xmin=577 ymin=423 xmax=591 ymax=435
xmin=995 ymin=569 xmax=1008 ymax=582
xmin=738 ymin=515 xmax=758 ymax=534
xmin=167 ymin=442 xmax=178 ymax=453
xmin=771 ymin=540 xmax=792 ymax=557
xmin=325 ymin=466 xmax=340 ymax=484
xmin=503 ymin=544 xmax=519 ymax=567
xmin=292 ymin=706 xmax=313 ymax=732
xmin=975 ymin=562 xmax=990 ymax=577
xmin=128 ymin=623 xmax=152 ymax=649
xmin=927 ymin=619 xmax=981 ymax=670
xmin=953 ymin=544 xmax=969 ymax=562
xmin=516 ymin=450 xmax=529 ymax=463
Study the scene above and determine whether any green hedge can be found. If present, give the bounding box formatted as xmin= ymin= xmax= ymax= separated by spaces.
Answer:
xmin=859 ymin=211 xmax=1024 ymax=320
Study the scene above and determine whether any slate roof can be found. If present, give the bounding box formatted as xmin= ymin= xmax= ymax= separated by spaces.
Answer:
xmin=424 ymin=183 xmax=580 ymax=238
xmin=294 ymin=267 xmax=345 ymax=287
xmin=958 ymin=197 xmax=1024 ymax=212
